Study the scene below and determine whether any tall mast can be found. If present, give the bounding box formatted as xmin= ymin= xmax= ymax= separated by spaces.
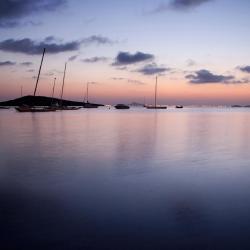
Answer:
xmin=86 ymin=82 xmax=89 ymax=103
xmin=51 ymin=77 xmax=56 ymax=106
xmin=60 ymin=62 xmax=67 ymax=106
xmin=33 ymin=48 xmax=46 ymax=96
xmin=154 ymin=76 xmax=158 ymax=107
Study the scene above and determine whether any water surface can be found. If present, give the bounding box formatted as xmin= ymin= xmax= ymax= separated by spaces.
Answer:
xmin=1 ymin=107 xmax=250 ymax=249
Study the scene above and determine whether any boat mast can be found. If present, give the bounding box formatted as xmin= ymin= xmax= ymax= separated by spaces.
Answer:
xmin=60 ymin=62 xmax=67 ymax=106
xmin=86 ymin=82 xmax=89 ymax=103
xmin=51 ymin=77 xmax=56 ymax=106
xmin=154 ymin=76 xmax=158 ymax=107
xmin=33 ymin=48 xmax=46 ymax=96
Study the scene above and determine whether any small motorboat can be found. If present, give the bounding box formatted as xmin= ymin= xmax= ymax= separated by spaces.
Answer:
xmin=115 ymin=104 xmax=130 ymax=109
xmin=175 ymin=105 xmax=183 ymax=109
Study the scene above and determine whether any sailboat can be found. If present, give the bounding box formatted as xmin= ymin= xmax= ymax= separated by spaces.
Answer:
xmin=145 ymin=76 xmax=167 ymax=109
xmin=15 ymin=48 xmax=57 ymax=112
xmin=56 ymin=63 xmax=81 ymax=110
xmin=83 ymin=82 xmax=98 ymax=108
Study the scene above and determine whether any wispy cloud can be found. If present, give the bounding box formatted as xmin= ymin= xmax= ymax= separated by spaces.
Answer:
xmin=0 ymin=60 xmax=16 ymax=66
xmin=82 ymin=56 xmax=108 ymax=63
xmin=112 ymin=77 xmax=146 ymax=85
xmin=186 ymin=59 xmax=196 ymax=67
xmin=68 ymin=55 xmax=78 ymax=61
xmin=20 ymin=61 xmax=33 ymax=66
xmin=0 ymin=0 xmax=66 ymax=28
xmin=137 ymin=63 xmax=170 ymax=75
xmin=112 ymin=51 xmax=154 ymax=66
xmin=81 ymin=35 xmax=115 ymax=46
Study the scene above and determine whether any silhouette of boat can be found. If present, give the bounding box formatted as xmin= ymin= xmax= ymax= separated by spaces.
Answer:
xmin=83 ymin=82 xmax=98 ymax=108
xmin=56 ymin=106 xmax=81 ymax=110
xmin=15 ymin=105 xmax=56 ymax=112
xmin=83 ymin=102 xmax=98 ymax=108
xmin=55 ymin=63 xmax=81 ymax=110
xmin=146 ymin=76 xmax=167 ymax=109
xmin=15 ymin=48 xmax=56 ymax=113
xmin=0 ymin=107 xmax=10 ymax=109
xmin=115 ymin=104 xmax=130 ymax=109
xmin=175 ymin=105 xmax=183 ymax=109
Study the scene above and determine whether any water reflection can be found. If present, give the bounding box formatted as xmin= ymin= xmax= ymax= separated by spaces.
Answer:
xmin=1 ymin=108 xmax=250 ymax=249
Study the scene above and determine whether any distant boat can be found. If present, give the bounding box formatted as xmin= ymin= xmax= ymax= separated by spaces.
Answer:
xmin=115 ymin=104 xmax=130 ymax=109
xmin=16 ymin=48 xmax=56 ymax=113
xmin=57 ymin=63 xmax=81 ymax=110
xmin=145 ymin=76 xmax=167 ymax=109
xmin=146 ymin=105 xmax=166 ymax=109
xmin=83 ymin=82 xmax=98 ymax=108
xmin=175 ymin=105 xmax=183 ymax=109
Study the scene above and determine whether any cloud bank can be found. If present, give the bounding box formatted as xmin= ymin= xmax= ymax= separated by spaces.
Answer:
xmin=0 ymin=0 xmax=66 ymax=28
xmin=0 ymin=35 xmax=114 ymax=55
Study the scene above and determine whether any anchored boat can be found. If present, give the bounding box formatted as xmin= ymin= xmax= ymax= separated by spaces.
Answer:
xmin=15 ymin=48 xmax=57 ymax=113
xmin=145 ymin=76 xmax=167 ymax=109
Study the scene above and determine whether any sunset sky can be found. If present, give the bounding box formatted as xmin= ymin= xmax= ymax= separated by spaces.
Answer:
xmin=0 ymin=0 xmax=250 ymax=105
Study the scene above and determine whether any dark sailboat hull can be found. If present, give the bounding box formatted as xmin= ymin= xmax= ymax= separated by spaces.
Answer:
xmin=146 ymin=106 xmax=167 ymax=109
xmin=15 ymin=107 xmax=57 ymax=112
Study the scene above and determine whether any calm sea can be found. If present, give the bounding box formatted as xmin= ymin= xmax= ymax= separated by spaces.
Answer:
xmin=1 ymin=107 xmax=250 ymax=250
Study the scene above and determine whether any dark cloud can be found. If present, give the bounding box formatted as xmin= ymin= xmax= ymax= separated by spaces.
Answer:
xmin=81 ymin=35 xmax=114 ymax=46
xmin=186 ymin=69 xmax=234 ymax=84
xmin=113 ymin=51 xmax=154 ymax=66
xmin=0 ymin=0 xmax=66 ymax=28
xmin=20 ymin=61 xmax=33 ymax=66
xmin=137 ymin=63 xmax=170 ymax=75
xmin=170 ymin=0 xmax=212 ymax=10
xmin=152 ymin=0 xmax=212 ymax=13
xmin=238 ymin=66 xmax=250 ymax=73
xmin=0 ymin=60 xmax=16 ymax=66
xmin=82 ymin=56 xmax=108 ymax=63
xmin=0 ymin=35 xmax=114 ymax=55
xmin=0 ymin=38 xmax=80 ymax=55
